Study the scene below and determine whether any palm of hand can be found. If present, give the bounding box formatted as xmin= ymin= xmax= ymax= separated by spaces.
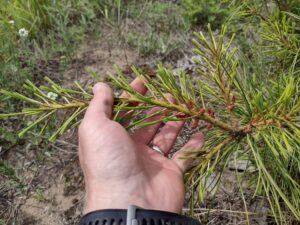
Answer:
xmin=79 ymin=80 xmax=204 ymax=213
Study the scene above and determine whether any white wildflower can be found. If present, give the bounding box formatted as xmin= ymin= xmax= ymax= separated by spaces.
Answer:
xmin=47 ymin=92 xmax=58 ymax=100
xmin=11 ymin=65 xmax=18 ymax=73
xmin=9 ymin=20 xmax=15 ymax=25
xmin=19 ymin=28 xmax=28 ymax=38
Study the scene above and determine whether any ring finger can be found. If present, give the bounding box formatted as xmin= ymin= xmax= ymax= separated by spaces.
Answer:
xmin=151 ymin=120 xmax=185 ymax=155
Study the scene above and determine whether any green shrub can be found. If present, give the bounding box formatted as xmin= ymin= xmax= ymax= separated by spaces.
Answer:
xmin=182 ymin=0 xmax=229 ymax=29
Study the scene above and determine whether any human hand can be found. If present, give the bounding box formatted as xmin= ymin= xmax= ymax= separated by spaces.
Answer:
xmin=78 ymin=78 xmax=204 ymax=214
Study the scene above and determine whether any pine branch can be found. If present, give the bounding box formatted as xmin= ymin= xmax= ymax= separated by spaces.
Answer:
xmin=1 ymin=23 xmax=299 ymax=223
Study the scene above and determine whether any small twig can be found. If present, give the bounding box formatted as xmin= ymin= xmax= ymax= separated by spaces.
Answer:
xmin=56 ymin=139 xmax=78 ymax=148
xmin=183 ymin=207 xmax=275 ymax=217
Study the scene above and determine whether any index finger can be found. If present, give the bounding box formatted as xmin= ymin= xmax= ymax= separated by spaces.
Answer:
xmin=120 ymin=77 xmax=147 ymax=98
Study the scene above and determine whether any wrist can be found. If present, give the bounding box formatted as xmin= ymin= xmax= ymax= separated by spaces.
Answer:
xmin=85 ymin=196 xmax=150 ymax=214
xmin=79 ymin=206 xmax=201 ymax=225
xmin=84 ymin=190 xmax=151 ymax=214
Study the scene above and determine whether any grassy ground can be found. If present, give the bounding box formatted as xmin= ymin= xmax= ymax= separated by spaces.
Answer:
xmin=1 ymin=0 xmax=299 ymax=224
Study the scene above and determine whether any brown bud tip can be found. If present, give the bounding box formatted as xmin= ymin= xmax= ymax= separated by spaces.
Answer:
xmin=250 ymin=118 xmax=257 ymax=125
xmin=232 ymin=95 xmax=236 ymax=104
xmin=243 ymin=125 xmax=252 ymax=133
xmin=198 ymin=108 xmax=205 ymax=115
xmin=206 ymin=123 xmax=213 ymax=129
xmin=207 ymin=108 xmax=215 ymax=117
xmin=175 ymin=113 xmax=188 ymax=119
xmin=190 ymin=119 xmax=199 ymax=129
xmin=207 ymin=108 xmax=212 ymax=115
xmin=186 ymin=100 xmax=195 ymax=110
xmin=211 ymin=111 xmax=215 ymax=117
xmin=228 ymin=104 xmax=234 ymax=112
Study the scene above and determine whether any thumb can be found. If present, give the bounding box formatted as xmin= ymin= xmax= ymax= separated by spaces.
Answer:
xmin=84 ymin=83 xmax=114 ymax=121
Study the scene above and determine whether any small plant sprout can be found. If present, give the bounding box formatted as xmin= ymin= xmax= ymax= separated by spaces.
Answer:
xmin=18 ymin=28 xmax=28 ymax=38
xmin=47 ymin=92 xmax=58 ymax=100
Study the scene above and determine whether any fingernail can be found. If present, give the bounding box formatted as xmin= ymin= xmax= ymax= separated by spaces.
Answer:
xmin=93 ymin=83 xmax=107 ymax=94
